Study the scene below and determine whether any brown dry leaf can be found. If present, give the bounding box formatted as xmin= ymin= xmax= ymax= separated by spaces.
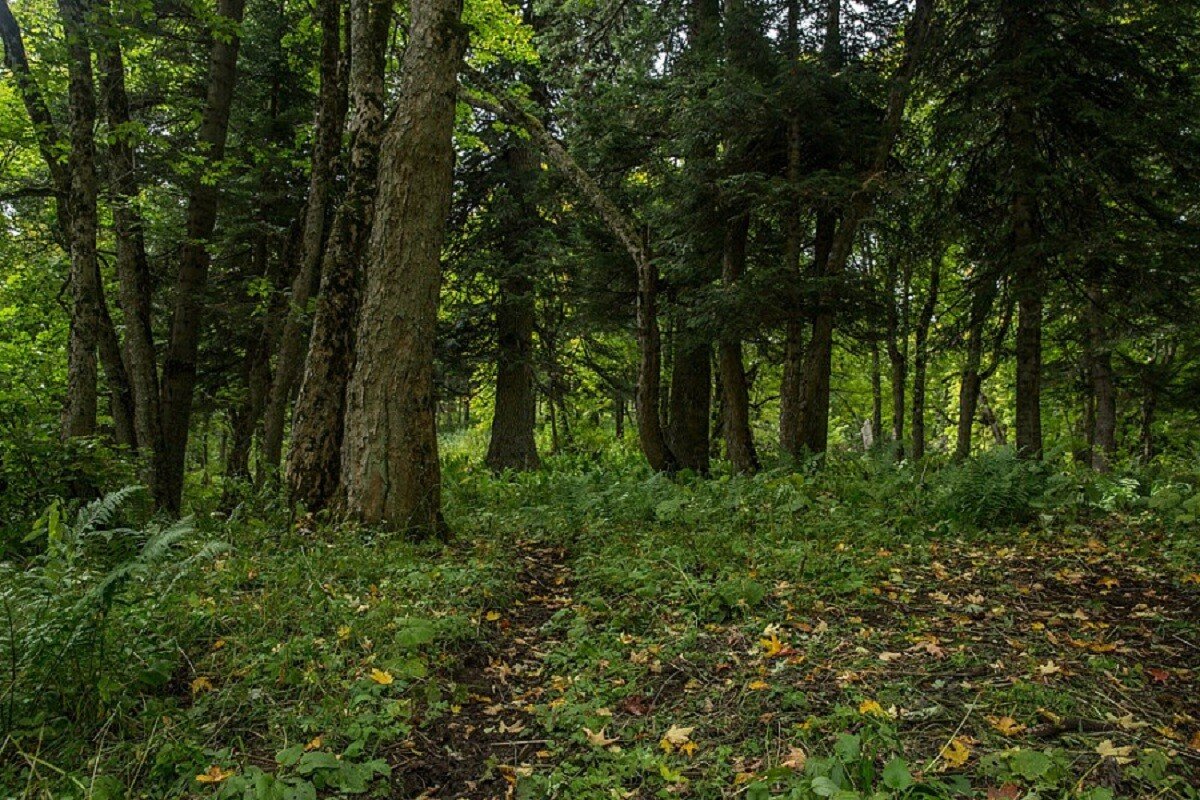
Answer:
xmin=1188 ymin=730 xmax=1200 ymax=752
xmin=781 ymin=746 xmax=807 ymax=770
xmin=986 ymin=783 xmax=1022 ymax=800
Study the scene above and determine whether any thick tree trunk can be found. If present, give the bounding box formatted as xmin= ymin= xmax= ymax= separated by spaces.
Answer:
xmin=96 ymin=0 xmax=159 ymax=459
xmin=339 ymin=0 xmax=466 ymax=534
xmin=259 ymin=0 xmax=346 ymax=476
xmin=58 ymin=0 xmax=101 ymax=440
xmin=667 ymin=338 xmax=712 ymax=473
xmin=718 ymin=212 xmax=759 ymax=473
xmin=795 ymin=211 xmax=837 ymax=454
xmin=485 ymin=143 xmax=541 ymax=472
xmin=155 ymin=0 xmax=247 ymax=513
xmin=911 ymin=254 xmax=940 ymax=460
xmin=288 ymin=0 xmax=391 ymax=511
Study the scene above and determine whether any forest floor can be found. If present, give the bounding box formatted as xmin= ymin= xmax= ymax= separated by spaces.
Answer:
xmin=4 ymin=452 xmax=1200 ymax=799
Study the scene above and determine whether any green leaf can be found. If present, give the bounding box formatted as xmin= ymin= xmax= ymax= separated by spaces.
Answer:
xmin=882 ymin=757 xmax=913 ymax=790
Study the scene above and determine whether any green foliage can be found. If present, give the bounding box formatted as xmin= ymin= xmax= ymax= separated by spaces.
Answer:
xmin=936 ymin=447 xmax=1050 ymax=527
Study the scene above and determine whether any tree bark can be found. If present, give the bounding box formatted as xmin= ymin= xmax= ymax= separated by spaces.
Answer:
xmin=96 ymin=0 xmax=159 ymax=459
xmin=667 ymin=337 xmax=711 ymax=473
xmin=911 ymin=253 xmax=940 ymax=460
xmin=58 ymin=0 xmax=101 ymax=440
xmin=777 ymin=0 xmax=804 ymax=457
xmin=258 ymin=0 xmax=346 ymax=476
xmin=339 ymin=0 xmax=466 ymax=534
xmin=1085 ymin=273 xmax=1116 ymax=471
xmin=485 ymin=143 xmax=541 ymax=472
xmin=870 ymin=341 xmax=882 ymax=447
xmin=718 ymin=212 xmax=759 ymax=473
xmin=288 ymin=0 xmax=391 ymax=511
xmin=155 ymin=0 xmax=247 ymax=513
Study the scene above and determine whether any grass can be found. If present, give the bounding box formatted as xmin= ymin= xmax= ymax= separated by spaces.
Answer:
xmin=1 ymin=435 xmax=1198 ymax=798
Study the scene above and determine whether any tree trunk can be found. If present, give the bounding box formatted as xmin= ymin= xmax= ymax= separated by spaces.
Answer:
xmin=667 ymin=337 xmax=711 ymax=473
xmin=58 ymin=0 xmax=101 ymax=440
xmin=288 ymin=0 xmax=391 ymax=511
xmin=978 ymin=390 xmax=1007 ymax=446
xmin=485 ymin=143 xmax=541 ymax=472
xmin=870 ymin=341 xmax=882 ymax=448
xmin=339 ymin=0 xmax=466 ymax=534
xmin=155 ymin=0 xmax=247 ymax=513
xmin=96 ymin=0 xmax=159 ymax=460
xmin=777 ymin=0 xmax=804 ymax=457
xmin=94 ymin=279 xmax=137 ymax=447
xmin=1086 ymin=275 xmax=1116 ymax=471
xmin=955 ymin=286 xmax=989 ymax=461
xmin=911 ymin=253 xmax=940 ymax=460
xmin=718 ymin=212 xmax=759 ymax=473
xmin=795 ymin=211 xmax=837 ymax=454
xmin=259 ymin=0 xmax=346 ymax=476
xmin=614 ymin=390 xmax=625 ymax=439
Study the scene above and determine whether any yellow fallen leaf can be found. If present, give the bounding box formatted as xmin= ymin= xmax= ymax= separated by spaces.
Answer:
xmin=190 ymin=676 xmax=214 ymax=694
xmin=1095 ymin=740 xmax=1134 ymax=764
xmin=660 ymin=724 xmax=694 ymax=752
xmin=858 ymin=699 xmax=888 ymax=717
xmin=1035 ymin=660 xmax=1062 ymax=677
xmin=195 ymin=765 xmax=235 ymax=784
xmin=369 ymin=668 xmax=394 ymax=685
xmin=986 ymin=715 xmax=1025 ymax=737
xmin=583 ymin=726 xmax=617 ymax=747
xmin=680 ymin=740 xmax=698 ymax=757
xmin=760 ymin=634 xmax=785 ymax=658
xmin=485 ymin=611 xmax=501 ymax=621
xmin=337 ymin=625 xmax=351 ymax=641
xmin=748 ymin=679 xmax=770 ymax=691
xmin=940 ymin=736 xmax=972 ymax=769
xmin=1189 ymin=730 xmax=1200 ymax=752
xmin=304 ymin=735 xmax=323 ymax=751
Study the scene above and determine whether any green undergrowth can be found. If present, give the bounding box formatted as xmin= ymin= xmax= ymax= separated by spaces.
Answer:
xmin=1 ymin=439 xmax=1198 ymax=798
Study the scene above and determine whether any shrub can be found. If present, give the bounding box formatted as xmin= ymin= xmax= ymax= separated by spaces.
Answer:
xmin=936 ymin=447 xmax=1049 ymax=527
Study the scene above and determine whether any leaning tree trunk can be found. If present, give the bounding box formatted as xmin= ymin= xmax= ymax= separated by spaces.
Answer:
xmin=339 ymin=0 xmax=466 ymax=534
xmin=58 ymin=0 xmax=101 ymax=440
xmin=911 ymin=253 xmax=940 ymax=460
xmin=260 ymin=0 xmax=346 ymax=476
xmin=485 ymin=143 xmax=541 ymax=471
xmin=155 ymin=0 xmax=247 ymax=513
xmin=718 ymin=212 xmax=759 ymax=473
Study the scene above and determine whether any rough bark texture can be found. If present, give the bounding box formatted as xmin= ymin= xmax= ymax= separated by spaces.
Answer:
xmin=667 ymin=338 xmax=711 ymax=473
xmin=1002 ymin=1 xmax=1043 ymax=459
xmin=777 ymin=0 xmax=804 ymax=457
xmin=795 ymin=211 xmax=837 ymax=454
xmin=97 ymin=0 xmax=159 ymax=460
xmin=870 ymin=342 xmax=882 ymax=446
xmin=718 ymin=213 xmax=759 ymax=473
xmin=339 ymin=0 xmax=466 ymax=534
xmin=288 ymin=0 xmax=392 ymax=511
xmin=485 ymin=144 xmax=541 ymax=472
xmin=155 ymin=0 xmax=247 ymax=512
xmin=260 ymin=0 xmax=346 ymax=475
xmin=911 ymin=253 xmax=940 ymax=460
xmin=58 ymin=0 xmax=101 ymax=439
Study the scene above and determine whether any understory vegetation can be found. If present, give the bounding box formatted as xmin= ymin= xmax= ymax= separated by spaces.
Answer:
xmin=2 ymin=433 xmax=1198 ymax=798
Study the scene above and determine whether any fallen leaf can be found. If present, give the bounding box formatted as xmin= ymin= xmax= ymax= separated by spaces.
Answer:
xmin=858 ymin=699 xmax=888 ymax=717
xmin=304 ymin=736 xmax=323 ymax=751
xmin=987 ymin=715 xmax=1025 ymax=737
xmin=660 ymin=724 xmax=694 ymax=753
xmin=747 ymin=679 xmax=770 ymax=691
xmin=195 ymin=765 xmax=235 ymax=784
xmin=1095 ymin=740 xmax=1134 ymax=764
xmin=1189 ymin=730 xmax=1200 ymax=752
xmin=781 ymin=746 xmax=807 ymax=770
xmin=940 ymin=736 xmax=972 ymax=769
xmin=369 ymin=668 xmax=394 ymax=685
xmin=485 ymin=611 xmax=501 ymax=621
xmin=986 ymin=783 xmax=1022 ymax=800
xmin=1147 ymin=668 xmax=1170 ymax=684
xmin=1035 ymin=660 xmax=1062 ymax=677
xmin=190 ymin=676 xmax=214 ymax=694
xmin=583 ymin=726 xmax=618 ymax=747
xmin=760 ymin=634 xmax=785 ymax=658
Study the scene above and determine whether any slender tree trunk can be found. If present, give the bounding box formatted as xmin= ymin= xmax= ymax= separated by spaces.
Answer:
xmin=955 ymin=294 xmax=987 ymax=461
xmin=777 ymin=0 xmax=804 ymax=454
xmin=614 ymin=390 xmax=625 ymax=439
xmin=485 ymin=143 xmax=540 ymax=472
xmin=96 ymin=0 xmax=159 ymax=460
xmin=1139 ymin=383 xmax=1156 ymax=463
xmin=288 ymin=0 xmax=391 ymax=511
xmin=911 ymin=254 xmax=940 ymax=460
xmin=155 ymin=0 xmax=247 ymax=513
xmin=339 ymin=0 xmax=466 ymax=534
xmin=94 ymin=281 xmax=136 ymax=447
xmin=1086 ymin=275 xmax=1116 ymax=471
xmin=58 ymin=0 xmax=101 ymax=440
xmin=870 ymin=341 xmax=882 ymax=447
xmin=978 ymin=390 xmax=1007 ymax=446
xmin=718 ymin=212 xmax=759 ymax=473
xmin=885 ymin=259 xmax=910 ymax=460
xmin=260 ymin=0 xmax=346 ymax=476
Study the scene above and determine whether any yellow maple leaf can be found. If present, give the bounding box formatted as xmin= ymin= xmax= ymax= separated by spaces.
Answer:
xmin=680 ymin=740 xmax=698 ymax=757
xmin=660 ymin=724 xmax=694 ymax=752
xmin=939 ymin=736 xmax=972 ymax=769
xmin=986 ymin=715 xmax=1025 ymax=737
xmin=760 ymin=633 xmax=785 ymax=657
xmin=190 ymin=676 xmax=214 ymax=694
xmin=369 ymin=668 xmax=394 ymax=685
xmin=195 ymin=765 xmax=235 ymax=784
xmin=858 ymin=699 xmax=887 ymax=717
